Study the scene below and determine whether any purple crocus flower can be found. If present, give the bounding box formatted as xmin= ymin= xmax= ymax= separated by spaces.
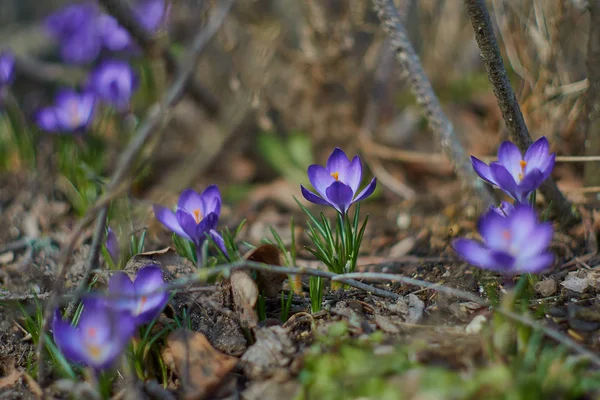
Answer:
xmin=87 ymin=60 xmax=137 ymax=111
xmin=153 ymin=186 xmax=228 ymax=260
xmin=471 ymin=137 xmax=555 ymax=203
xmin=107 ymin=265 xmax=169 ymax=325
xmin=45 ymin=4 xmax=103 ymax=64
xmin=301 ymin=148 xmax=377 ymax=214
xmin=453 ymin=204 xmax=554 ymax=275
xmin=0 ymin=51 xmax=15 ymax=87
xmin=105 ymin=227 xmax=120 ymax=266
xmin=52 ymin=298 xmax=135 ymax=371
xmin=36 ymin=89 xmax=96 ymax=133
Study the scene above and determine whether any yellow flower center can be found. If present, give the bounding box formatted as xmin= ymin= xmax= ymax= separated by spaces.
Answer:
xmin=192 ymin=208 xmax=203 ymax=224
xmin=330 ymin=171 xmax=339 ymax=181
xmin=87 ymin=344 xmax=102 ymax=359
xmin=517 ymin=160 xmax=527 ymax=181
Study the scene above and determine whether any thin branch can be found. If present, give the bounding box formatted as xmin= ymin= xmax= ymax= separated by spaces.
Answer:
xmin=463 ymin=0 xmax=578 ymax=228
xmin=371 ymin=0 xmax=494 ymax=210
xmin=99 ymin=0 xmax=220 ymax=116
xmin=332 ymin=272 xmax=600 ymax=367
xmin=35 ymin=0 xmax=234 ymax=383
xmin=64 ymin=207 xmax=108 ymax=319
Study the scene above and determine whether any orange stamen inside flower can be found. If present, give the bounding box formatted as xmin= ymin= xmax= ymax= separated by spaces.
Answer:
xmin=136 ymin=296 xmax=148 ymax=315
xmin=330 ymin=171 xmax=339 ymax=181
xmin=518 ymin=160 xmax=527 ymax=181
xmin=87 ymin=327 xmax=96 ymax=338
xmin=192 ymin=209 xmax=203 ymax=224
xmin=502 ymin=230 xmax=511 ymax=240
xmin=69 ymin=100 xmax=80 ymax=127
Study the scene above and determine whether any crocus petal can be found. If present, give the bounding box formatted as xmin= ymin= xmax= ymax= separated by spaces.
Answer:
xmin=36 ymin=108 xmax=59 ymax=132
xmin=497 ymin=141 xmax=523 ymax=182
xmin=108 ymin=271 xmax=136 ymax=311
xmin=452 ymin=239 xmax=495 ymax=270
xmin=307 ymin=164 xmax=335 ymax=198
xmin=326 ymin=148 xmax=351 ymax=176
xmin=52 ymin=310 xmax=85 ymax=364
xmin=506 ymin=205 xmax=538 ymax=248
xmin=200 ymin=185 xmax=222 ymax=216
xmin=491 ymin=201 xmax=515 ymax=216
xmin=478 ymin=210 xmax=510 ymax=250
xmin=300 ymin=185 xmax=332 ymax=207
xmin=178 ymin=188 xmax=203 ymax=213
xmin=105 ymin=227 xmax=120 ymax=265
xmin=519 ymin=222 xmax=553 ymax=259
xmin=345 ymin=156 xmax=363 ymax=194
xmin=517 ymin=252 xmax=554 ymax=274
xmin=471 ymin=156 xmax=497 ymax=186
xmin=540 ymin=153 xmax=556 ymax=181
xmin=325 ymin=181 xmax=354 ymax=214
xmin=353 ymin=177 xmax=377 ymax=203
xmin=153 ymin=205 xmax=191 ymax=241
xmin=133 ymin=265 xmax=169 ymax=324
xmin=489 ymin=250 xmax=516 ymax=272
xmin=176 ymin=209 xmax=200 ymax=243
xmin=518 ymin=169 xmax=544 ymax=193
xmin=208 ymin=229 xmax=229 ymax=259
xmin=490 ymin=163 xmax=518 ymax=199
xmin=196 ymin=212 xmax=219 ymax=238
xmin=523 ymin=137 xmax=550 ymax=172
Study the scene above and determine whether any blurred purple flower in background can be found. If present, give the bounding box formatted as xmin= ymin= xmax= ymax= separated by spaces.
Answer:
xmin=36 ymin=89 xmax=96 ymax=133
xmin=453 ymin=204 xmax=554 ymax=275
xmin=105 ymin=227 xmax=120 ymax=266
xmin=45 ymin=4 xmax=103 ymax=64
xmin=107 ymin=265 xmax=169 ymax=325
xmin=87 ymin=60 xmax=137 ymax=111
xmin=0 ymin=51 xmax=15 ymax=87
xmin=52 ymin=298 xmax=135 ymax=371
xmin=471 ymin=137 xmax=555 ymax=203
xmin=45 ymin=1 xmax=169 ymax=64
xmin=301 ymin=148 xmax=377 ymax=214
xmin=153 ymin=186 xmax=228 ymax=260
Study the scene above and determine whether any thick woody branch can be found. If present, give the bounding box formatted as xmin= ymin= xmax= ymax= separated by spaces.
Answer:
xmin=371 ymin=0 xmax=494 ymax=210
xmin=463 ymin=0 xmax=578 ymax=228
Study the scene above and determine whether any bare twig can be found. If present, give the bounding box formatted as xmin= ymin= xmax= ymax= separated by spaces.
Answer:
xmin=64 ymin=207 xmax=108 ymax=318
xmin=371 ymin=0 xmax=494 ymax=209
xmin=333 ymin=272 xmax=600 ymax=367
xmin=584 ymin=0 xmax=600 ymax=191
xmin=35 ymin=0 xmax=234 ymax=383
xmin=463 ymin=0 xmax=578 ymax=228
xmin=99 ymin=0 xmax=220 ymax=116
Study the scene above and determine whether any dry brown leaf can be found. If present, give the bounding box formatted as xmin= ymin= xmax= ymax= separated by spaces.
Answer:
xmin=0 ymin=366 xmax=21 ymax=389
xmin=162 ymin=329 xmax=238 ymax=400
xmin=231 ymin=270 xmax=259 ymax=328
xmin=245 ymin=244 xmax=286 ymax=298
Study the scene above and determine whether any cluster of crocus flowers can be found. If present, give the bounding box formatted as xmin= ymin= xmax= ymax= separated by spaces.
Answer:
xmin=453 ymin=137 xmax=555 ymax=276
xmin=153 ymin=185 xmax=228 ymax=263
xmin=52 ymin=265 xmax=169 ymax=371
xmin=301 ymin=148 xmax=377 ymax=214
xmin=45 ymin=1 xmax=169 ymax=65
xmin=471 ymin=137 xmax=555 ymax=203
